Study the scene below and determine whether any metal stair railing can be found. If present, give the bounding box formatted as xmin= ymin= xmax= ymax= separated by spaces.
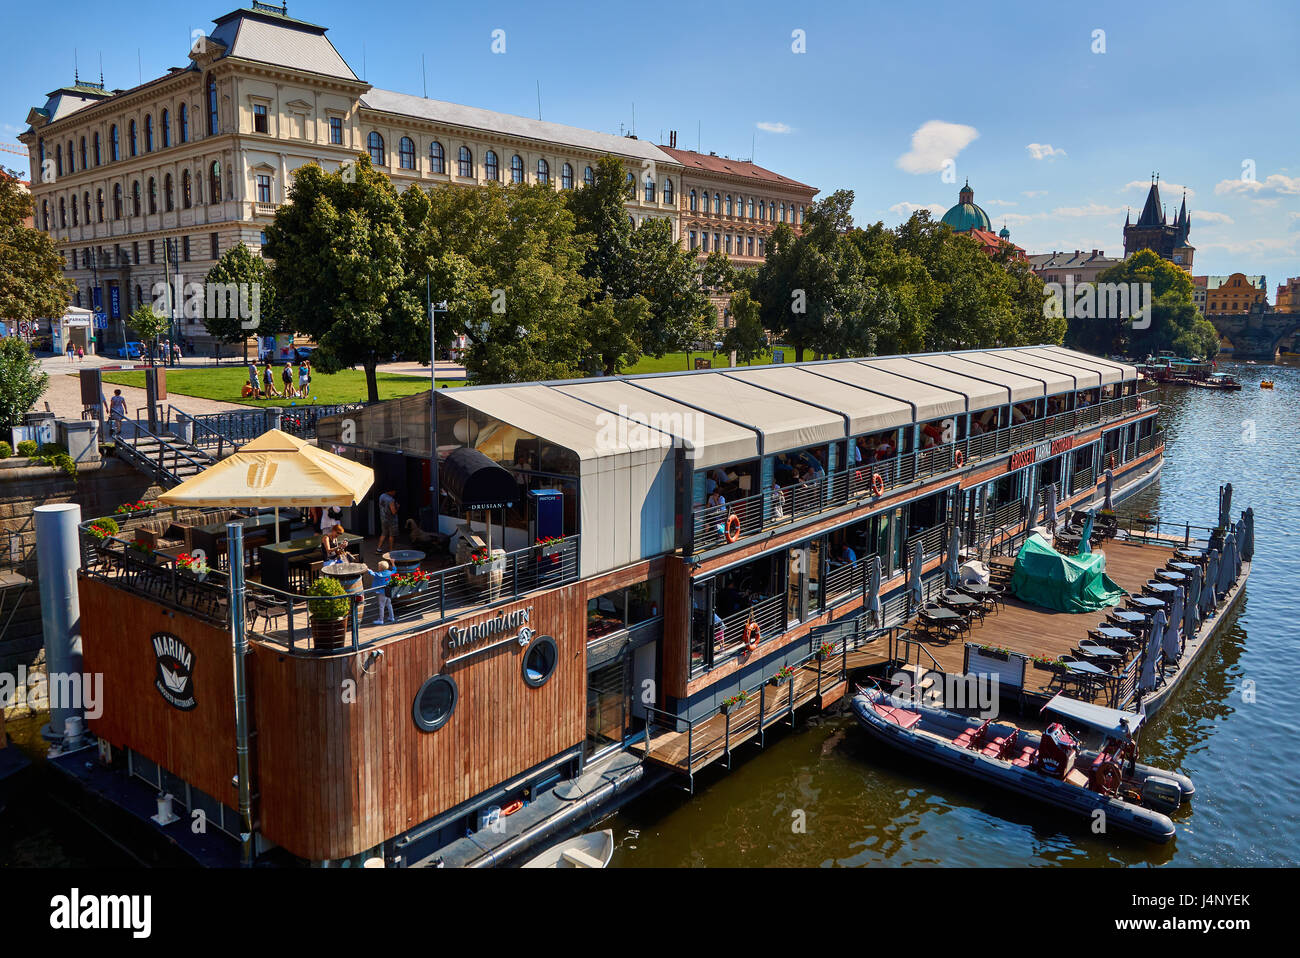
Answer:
xmin=173 ymin=409 xmax=240 ymax=458
xmin=118 ymin=423 xmax=216 ymax=487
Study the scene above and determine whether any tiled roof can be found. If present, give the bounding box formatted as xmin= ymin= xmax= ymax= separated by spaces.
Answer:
xmin=361 ymin=88 xmax=678 ymax=165
xmin=657 ymin=146 xmax=815 ymax=191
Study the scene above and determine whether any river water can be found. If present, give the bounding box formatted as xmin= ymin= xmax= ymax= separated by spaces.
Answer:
xmin=610 ymin=361 xmax=1300 ymax=867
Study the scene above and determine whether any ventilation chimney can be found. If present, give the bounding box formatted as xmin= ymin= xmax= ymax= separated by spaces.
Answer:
xmin=669 ymin=130 xmax=677 ymax=148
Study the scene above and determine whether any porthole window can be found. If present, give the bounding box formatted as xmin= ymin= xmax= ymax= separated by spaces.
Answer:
xmin=522 ymin=635 xmax=558 ymax=688
xmin=413 ymin=674 xmax=458 ymax=731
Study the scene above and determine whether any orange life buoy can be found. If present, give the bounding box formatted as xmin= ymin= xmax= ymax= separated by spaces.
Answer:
xmin=744 ymin=621 xmax=760 ymax=652
xmin=501 ymin=799 xmax=524 ymax=816
xmin=871 ymin=472 xmax=885 ymax=497
xmin=725 ymin=513 xmax=741 ymax=543
xmin=1093 ymin=761 xmax=1122 ymax=794
xmin=954 ymin=449 xmax=964 ymax=468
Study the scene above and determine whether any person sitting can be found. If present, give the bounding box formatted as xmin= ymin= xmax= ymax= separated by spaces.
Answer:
xmin=840 ymin=543 xmax=858 ymax=565
xmin=706 ymin=489 xmax=728 ymax=537
xmin=874 ymin=438 xmax=896 ymax=461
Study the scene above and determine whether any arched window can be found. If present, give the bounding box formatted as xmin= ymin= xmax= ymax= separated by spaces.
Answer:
xmin=758 ymin=238 xmax=765 ymax=256
xmin=664 ymin=178 xmax=674 ymax=205
xmin=55 ymin=145 xmax=63 ymax=177
xmin=510 ymin=154 xmax=524 ymax=183
xmin=173 ymin=106 xmax=182 ymax=145
xmin=726 ymin=194 xmax=733 ymax=216
xmin=625 ymin=172 xmax=635 ymax=196
xmin=689 ymin=190 xmax=697 ymax=211
xmin=70 ymin=196 xmax=77 ymax=226
xmin=701 ymin=232 xmax=708 ymax=252
xmin=399 ymin=136 xmax=415 ymax=170
xmin=112 ymin=184 xmax=122 ymax=220
xmin=561 ymin=162 xmax=573 ymax=189
xmin=748 ymin=197 xmax=755 ymax=219
xmin=79 ymin=136 xmax=87 ymax=169
xmin=484 ymin=150 xmax=499 ymax=181
xmin=41 ymin=200 xmax=48 ymax=231
xmin=164 ymin=174 xmax=174 ymax=212
xmin=367 ymin=131 xmax=384 ymax=165
xmin=144 ymin=115 xmax=153 ymax=152
xmin=583 ymin=165 xmax=594 ymax=186
xmin=82 ymin=191 xmax=90 ymax=223
xmin=110 ymin=126 xmax=120 ymax=162
xmin=747 ymin=235 xmax=754 ymax=256
xmin=209 ymin=161 xmax=221 ymax=203
xmin=429 ymin=141 xmax=445 ymax=174
xmin=725 ymin=235 xmax=733 ymax=254
xmin=769 ymin=200 xmax=776 ymax=221
xmin=206 ymin=75 xmax=219 ymax=135
xmin=536 ymin=158 xmax=549 ymax=185
xmin=148 ymin=177 xmax=157 ymax=214
xmin=66 ymin=140 xmax=74 ymax=173
xmin=93 ymin=132 xmax=101 ymax=166
xmin=182 ymin=170 xmax=192 ymax=208
xmin=713 ymin=192 xmax=720 ymax=213
xmin=457 ymin=146 xmax=473 ymax=178
xmin=780 ymin=202 xmax=787 ymax=223
xmin=132 ymin=181 xmax=141 ymax=216
xmin=59 ymin=197 xmax=67 ymax=228
xmin=95 ymin=189 xmax=104 ymax=222
xmin=629 ymin=214 xmax=636 ymax=228
xmin=128 ymin=120 xmax=137 ymax=157
xmin=644 ymin=176 xmax=655 ymax=202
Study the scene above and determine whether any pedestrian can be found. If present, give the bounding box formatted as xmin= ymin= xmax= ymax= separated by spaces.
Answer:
xmin=370 ymin=560 xmax=395 ymax=625
xmin=298 ymin=357 xmax=310 ymax=397
xmin=377 ymin=488 xmax=399 ymax=556
xmin=66 ymin=341 xmax=75 ymax=362
xmin=262 ymin=361 xmax=278 ymax=398
xmin=248 ymin=361 xmax=260 ymax=398
xmin=108 ymin=388 xmax=128 ymax=437
xmin=282 ymin=361 xmax=295 ymax=398
xmin=76 ymin=344 xmax=84 ymax=362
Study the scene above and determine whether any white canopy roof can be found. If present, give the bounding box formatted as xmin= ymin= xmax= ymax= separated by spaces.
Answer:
xmin=984 ymin=349 xmax=1097 ymax=391
xmin=724 ymin=366 xmax=914 ymax=436
xmin=1015 ymin=347 xmax=1124 ymax=386
xmin=857 ymin=357 xmax=1006 ymax=413
xmin=1042 ymin=692 xmax=1143 ymax=737
xmin=908 ymin=354 xmax=1044 ymax=403
xmin=804 ymin=361 xmax=968 ymax=421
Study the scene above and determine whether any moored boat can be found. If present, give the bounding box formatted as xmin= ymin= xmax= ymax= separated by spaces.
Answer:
xmin=851 ymin=686 xmax=1193 ymax=843
xmin=521 ymin=828 xmax=614 ymax=868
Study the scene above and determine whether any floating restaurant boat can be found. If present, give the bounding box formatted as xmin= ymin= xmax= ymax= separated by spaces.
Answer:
xmin=42 ymin=344 xmax=1179 ymax=866
xmin=851 ymin=687 xmax=1192 ymax=843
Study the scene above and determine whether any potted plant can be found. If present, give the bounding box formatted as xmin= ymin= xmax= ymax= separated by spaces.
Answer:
xmin=114 ymin=500 xmax=154 ymax=516
xmin=536 ymin=535 xmax=564 ymax=558
xmin=815 ymin=641 xmax=835 ymax=662
xmin=720 ymin=690 xmax=749 ymax=716
xmin=469 ymin=546 xmax=505 ymax=577
xmin=83 ymin=517 xmax=119 ymax=565
xmin=769 ymin=664 xmax=796 ymax=687
xmin=176 ymin=552 xmax=211 ymax=582
xmin=307 ymin=575 xmax=351 ymax=650
xmin=390 ymin=567 xmax=430 ymax=600
xmin=1031 ymin=654 xmax=1062 ymax=672
xmin=976 ymin=644 xmax=1012 ymax=662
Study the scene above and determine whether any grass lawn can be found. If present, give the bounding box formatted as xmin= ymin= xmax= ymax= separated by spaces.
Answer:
xmin=624 ymin=348 xmax=785 ymax=374
xmin=97 ymin=367 xmax=464 ymax=406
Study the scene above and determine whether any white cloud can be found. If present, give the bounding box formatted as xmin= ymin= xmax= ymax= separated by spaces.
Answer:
xmin=756 ymin=121 xmax=792 ymax=134
xmin=1213 ymin=173 xmax=1300 ymax=198
xmin=1194 ymin=210 xmax=1234 ymax=226
xmin=1199 ymin=236 xmax=1298 ymax=257
xmin=1123 ymin=180 xmax=1195 ymax=199
xmin=1052 ymin=203 xmax=1125 ymax=218
xmin=889 ymin=201 xmax=946 ymax=219
xmin=896 ymin=120 xmax=979 ymax=175
xmin=985 ymin=199 xmax=1018 ymax=207
xmin=1022 ymin=190 xmax=1048 ymax=198
xmin=1000 ymin=212 xmax=1042 ymax=226
xmin=1026 ymin=143 xmax=1066 ymax=161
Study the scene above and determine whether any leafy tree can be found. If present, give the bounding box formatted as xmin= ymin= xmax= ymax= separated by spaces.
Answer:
xmin=0 ymin=336 xmax=48 ymax=430
xmin=126 ymin=303 xmax=171 ymax=365
xmin=846 ymin=222 xmax=937 ymax=354
xmin=722 ymin=289 xmax=767 ymax=364
xmin=0 ymin=168 xmax=71 ymax=324
xmin=203 ymin=242 xmax=280 ymax=359
xmin=263 ymin=155 xmax=423 ymax=402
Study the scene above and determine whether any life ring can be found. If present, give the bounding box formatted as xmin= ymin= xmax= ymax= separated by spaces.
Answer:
xmin=871 ymin=472 xmax=885 ymax=497
xmin=1093 ymin=761 xmax=1122 ymax=794
xmin=725 ymin=513 xmax=741 ymax=543
xmin=743 ymin=621 xmax=761 ymax=652
xmin=954 ymin=449 xmax=964 ymax=468
xmin=501 ymin=799 xmax=524 ymax=816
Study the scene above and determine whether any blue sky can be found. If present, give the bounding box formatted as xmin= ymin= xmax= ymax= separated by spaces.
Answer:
xmin=5 ymin=0 xmax=1298 ymax=282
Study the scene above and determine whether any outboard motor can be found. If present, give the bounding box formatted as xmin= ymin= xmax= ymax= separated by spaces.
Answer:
xmin=1037 ymin=723 xmax=1078 ymax=779
xmin=1141 ymin=776 xmax=1183 ymax=814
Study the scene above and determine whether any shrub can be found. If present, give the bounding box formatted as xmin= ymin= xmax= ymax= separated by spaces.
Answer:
xmin=16 ymin=439 xmax=38 ymax=457
xmin=87 ymin=517 xmax=120 ymax=540
xmin=0 ymin=441 xmax=10 ymax=458
xmin=307 ymin=575 xmax=350 ymax=620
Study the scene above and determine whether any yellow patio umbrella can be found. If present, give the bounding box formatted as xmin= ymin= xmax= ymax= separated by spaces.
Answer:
xmin=158 ymin=429 xmax=374 ymax=539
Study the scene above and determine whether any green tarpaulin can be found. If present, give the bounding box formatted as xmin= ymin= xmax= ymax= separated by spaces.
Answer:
xmin=1011 ymin=533 xmax=1125 ymax=613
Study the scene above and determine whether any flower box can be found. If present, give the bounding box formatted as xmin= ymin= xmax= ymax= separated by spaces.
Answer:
xmin=470 ymin=555 xmax=505 ymax=576
xmin=977 ymin=647 xmax=1011 ymax=661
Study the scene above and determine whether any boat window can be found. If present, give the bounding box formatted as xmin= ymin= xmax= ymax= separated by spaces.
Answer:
xmin=522 ymin=635 xmax=558 ymax=687
xmin=587 ymin=577 xmax=663 ymax=640
xmin=413 ymin=674 xmax=458 ymax=731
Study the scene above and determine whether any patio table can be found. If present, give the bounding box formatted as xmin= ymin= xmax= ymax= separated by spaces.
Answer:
xmin=1077 ymin=642 xmax=1121 ymax=659
xmin=262 ymin=532 xmax=362 ymax=591
xmin=1128 ymin=596 xmax=1165 ymax=610
xmin=1155 ymin=569 xmax=1187 ymax=584
xmin=1168 ymin=561 xmax=1198 ymax=573
xmin=1145 ymin=581 xmax=1177 ymax=595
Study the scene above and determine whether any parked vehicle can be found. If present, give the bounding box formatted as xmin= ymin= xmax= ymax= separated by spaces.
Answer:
xmin=117 ymin=341 xmax=145 ymax=359
xmin=293 ymin=345 xmax=316 ymax=363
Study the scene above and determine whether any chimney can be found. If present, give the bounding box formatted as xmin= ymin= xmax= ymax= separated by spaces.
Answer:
xmin=669 ymin=130 xmax=677 ymax=148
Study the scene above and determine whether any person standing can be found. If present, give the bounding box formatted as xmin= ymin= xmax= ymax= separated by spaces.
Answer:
xmin=262 ymin=361 xmax=279 ymax=398
xmin=76 ymin=344 xmax=84 ymax=362
xmin=248 ymin=362 xmax=260 ymax=398
xmin=370 ymin=560 xmax=395 ymax=625
xmin=108 ymin=388 xmax=128 ymax=438
xmin=66 ymin=341 xmax=75 ymax=362
xmin=281 ymin=361 xmax=295 ymax=398
xmin=298 ymin=358 xmax=311 ymax=397
xmin=377 ymin=488 xmax=399 ymax=556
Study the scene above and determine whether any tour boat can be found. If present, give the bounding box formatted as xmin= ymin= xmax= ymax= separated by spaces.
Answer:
xmin=1187 ymin=373 xmax=1242 ymax=391
xmin=521 ymin=829 xmax=614 ymax=868
xmin=851 ymin=687 xmax=1193 ymax=843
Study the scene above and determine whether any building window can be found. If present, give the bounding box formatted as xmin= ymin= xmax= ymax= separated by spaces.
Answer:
xmin=112 ymin=184 xmax=122 ymax=220
xmin=367 ymin=131 xmax=384 ymax=165
xmin=583 ymin=165 xmax=594 ymax=186
xmin=55 ymin=145 xmax=63 ymax=177
xmin=41 ymin=200 xmax=48 ymax=231
xmin=561 ymin=162 xmax=573 ymax=190
xmin=176 ymin=106 xmax=184 ymax=144
xmin=664 ymin=178 xmax=674 ymax=205
xmin=644 ymin=177 xmax=655 ymax=202
xmin=209 ymin=161 xmax=222 ymax=203
xmin=66 ymin=141 xmax=74 ymax=173
xmin=747 ymin=235 xmax=754 ymax=256
xmin=79 ymin=136 xmax=87 ymax=169
xmin=747 ymin=197 xmax=754 ymax=219
xmin=758 ymin=238 xmax=765 ymax=256
xmin=714 ymin=232 xmax=720 ymax=250
xmin=458 ymin=146 xmax=473 ymax=178
xmin=713 ymin=193 xmax=720 ymax=214
xmin=182 ymin=236 xmax=190 ymax=261
xmin=82 ymin=191 xmax=89 ymax=223
xmin=510 ymin=154 xmax=524 ymax=183
xmin=59 ymin=197 xmax=66 ymax=228
xmin=253 ymin=103 xmax=268 ymax=134
xmin=689 ymin=230 xmax=697 ymax=249
xmin=144 ymin=115 xmax=153 ymax=152
xmin=211 ymin=233 xmax=219 ymax=259
xmin=164 ymin=174 xmax=174 ymax=212
xmin=96 ymin=189 xmax=104 ymax=222
xmin=93 ymin=132 xmax=101 ymax=166
xmin=770 ymin=200 xmax=776 ymax=221
xmin=399 ymin=136 xmax=416 ymax=169
xmin=147 ymin=178 xmax=157 ymax=214
xmin=484 ymin=150 xmax=498 ymax=181
xmin=689 ymin=189 xmax=697 ymax=212
xmin=726 ymin=194 xmax=733 ymax=216
xmin=132 ymin=241 xmax=139 ymax=265
xmin=128 ymin=121 xmax=137 ymax=157
xmin=182 ymin=170 xmax=192 ymax=208
xmin=207 ymin=75 xmax=219 ymax=136
xmin=149 ymin=239 xmax=156 ymax=264
xmin=109 ymin=125 xmax=118 ymax=162
xmin=429 ymin=140 xmax=445 ymax=174
xmin=537 ymin=158 xmax=549 ymax=185
xmin=329 ymin=116 xmax=343 ymax=145
xmin=725 ymin=234 xmax=732 ymax=254
xmin=521 ymin=636 xmax=558 ymax=688
xmin=701 ymin=232 xmax=708 ymax=252
xmin=256 ymin=174 xmax=272 ymax=204
xmin=412 ymin=674 xmax=457 ymax=732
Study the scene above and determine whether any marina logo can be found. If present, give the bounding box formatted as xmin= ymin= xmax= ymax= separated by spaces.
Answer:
xmin=1043 ymin=278 xmax=1151 ymax=329
xmin=49 ymin=889 xmax=151 ymax=938
xmin=446 ymin=607 xmax=532 ymax=651
xmin=151 ymin=632 xmax=196 ymax=711
xmin=594 ymin=404 xmax=707 ymax=459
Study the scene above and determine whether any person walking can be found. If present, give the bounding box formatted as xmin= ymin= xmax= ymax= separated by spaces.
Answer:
xmin=262 ymin=361 xmax=279 ymax=398
xmin=66 ymin=341 xmax=75 ymax=362
xmin=76 ymin=344 xmax=84 ymax=362
xmin=281 ymin=361 xmax=296 ymax=398
xmin=377 ymin=488 xmax=399 ymax=556
xmin=107 ymin=388 xmax=128 ymax=438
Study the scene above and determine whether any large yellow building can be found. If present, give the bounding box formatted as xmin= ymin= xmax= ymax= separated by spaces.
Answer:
xmin=1204 ymin=274 xmax=1267 ymax=315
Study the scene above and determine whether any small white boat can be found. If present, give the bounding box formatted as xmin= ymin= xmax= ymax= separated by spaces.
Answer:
xmin=852 ymin=687 xmax=1193 ymax=843
xmin=521 ymin=828 xmax=614 ymax=868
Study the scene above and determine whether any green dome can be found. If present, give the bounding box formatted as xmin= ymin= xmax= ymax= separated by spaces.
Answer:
xmin=940 ymin=181 xmax=991 ymax=233
xmin=998 ymin=224 xmax=1011 ymax=239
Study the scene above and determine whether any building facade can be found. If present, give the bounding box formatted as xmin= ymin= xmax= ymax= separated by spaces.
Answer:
xmin=21 ymin=5 xmax=808 ymax=351
xmin=1029 ymin=249 xmax=1124 ymax=286
xmin=1123 ymin=177 xmax=1194 ymax=270
xmin=1273 ymin=276 xmax=1299 ymax=313
xmin=1204 ymin=274 xmax=1267 ymax=315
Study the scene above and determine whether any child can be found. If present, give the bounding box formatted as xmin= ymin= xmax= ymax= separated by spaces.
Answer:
xmin=371 ymin=560 xmax=395 ymax=625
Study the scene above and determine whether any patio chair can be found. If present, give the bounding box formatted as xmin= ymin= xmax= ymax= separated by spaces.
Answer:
xmin=246 ymin=591 xmax=288 ymax=634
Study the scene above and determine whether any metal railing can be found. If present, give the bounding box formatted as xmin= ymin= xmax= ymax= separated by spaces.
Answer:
xmin=114 ymin=422 xmax=216 ymax=486
xmin=184 ymin=409 xmax=269 ymax=445
xmin=173 ymin=409 xmax=240 ymax=457
xmin=278 ymin=403 xmax=368 ymax=440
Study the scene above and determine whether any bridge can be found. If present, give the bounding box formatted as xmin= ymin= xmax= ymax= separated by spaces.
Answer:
xmin=1209 ymin=302 xmax=1300 ymax=360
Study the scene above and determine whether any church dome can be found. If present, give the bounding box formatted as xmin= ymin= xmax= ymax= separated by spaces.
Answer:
xmin=998 ymin=223 xmax=1010 ymax=239
xmin=940 ymin=180 xmax=991 ymax=233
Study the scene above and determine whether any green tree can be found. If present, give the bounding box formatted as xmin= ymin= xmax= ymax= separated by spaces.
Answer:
xmin=126 ymin=303 xmax=171 ymax=365
xmin=721 ymin=289 xmax=767 ymax=364
xmin=0 ymin=168 xmax=71 ymax=324
xmin=0 ymin=336 xmax=48 ymax=430
xmin=263 ymin=155 xmax=423 ymax=402
xmin=203 ymin=242 xmax=280 ymax=360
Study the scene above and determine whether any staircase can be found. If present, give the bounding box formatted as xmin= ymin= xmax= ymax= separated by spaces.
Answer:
xmin=115 ymin=424 xmax=218 ymax=488
xmin=988 ymin=556 xmax=1015 ymax=592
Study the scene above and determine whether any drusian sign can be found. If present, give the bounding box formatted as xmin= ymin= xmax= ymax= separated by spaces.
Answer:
xmin=151 ymin=632 xmax=197 ymax=711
